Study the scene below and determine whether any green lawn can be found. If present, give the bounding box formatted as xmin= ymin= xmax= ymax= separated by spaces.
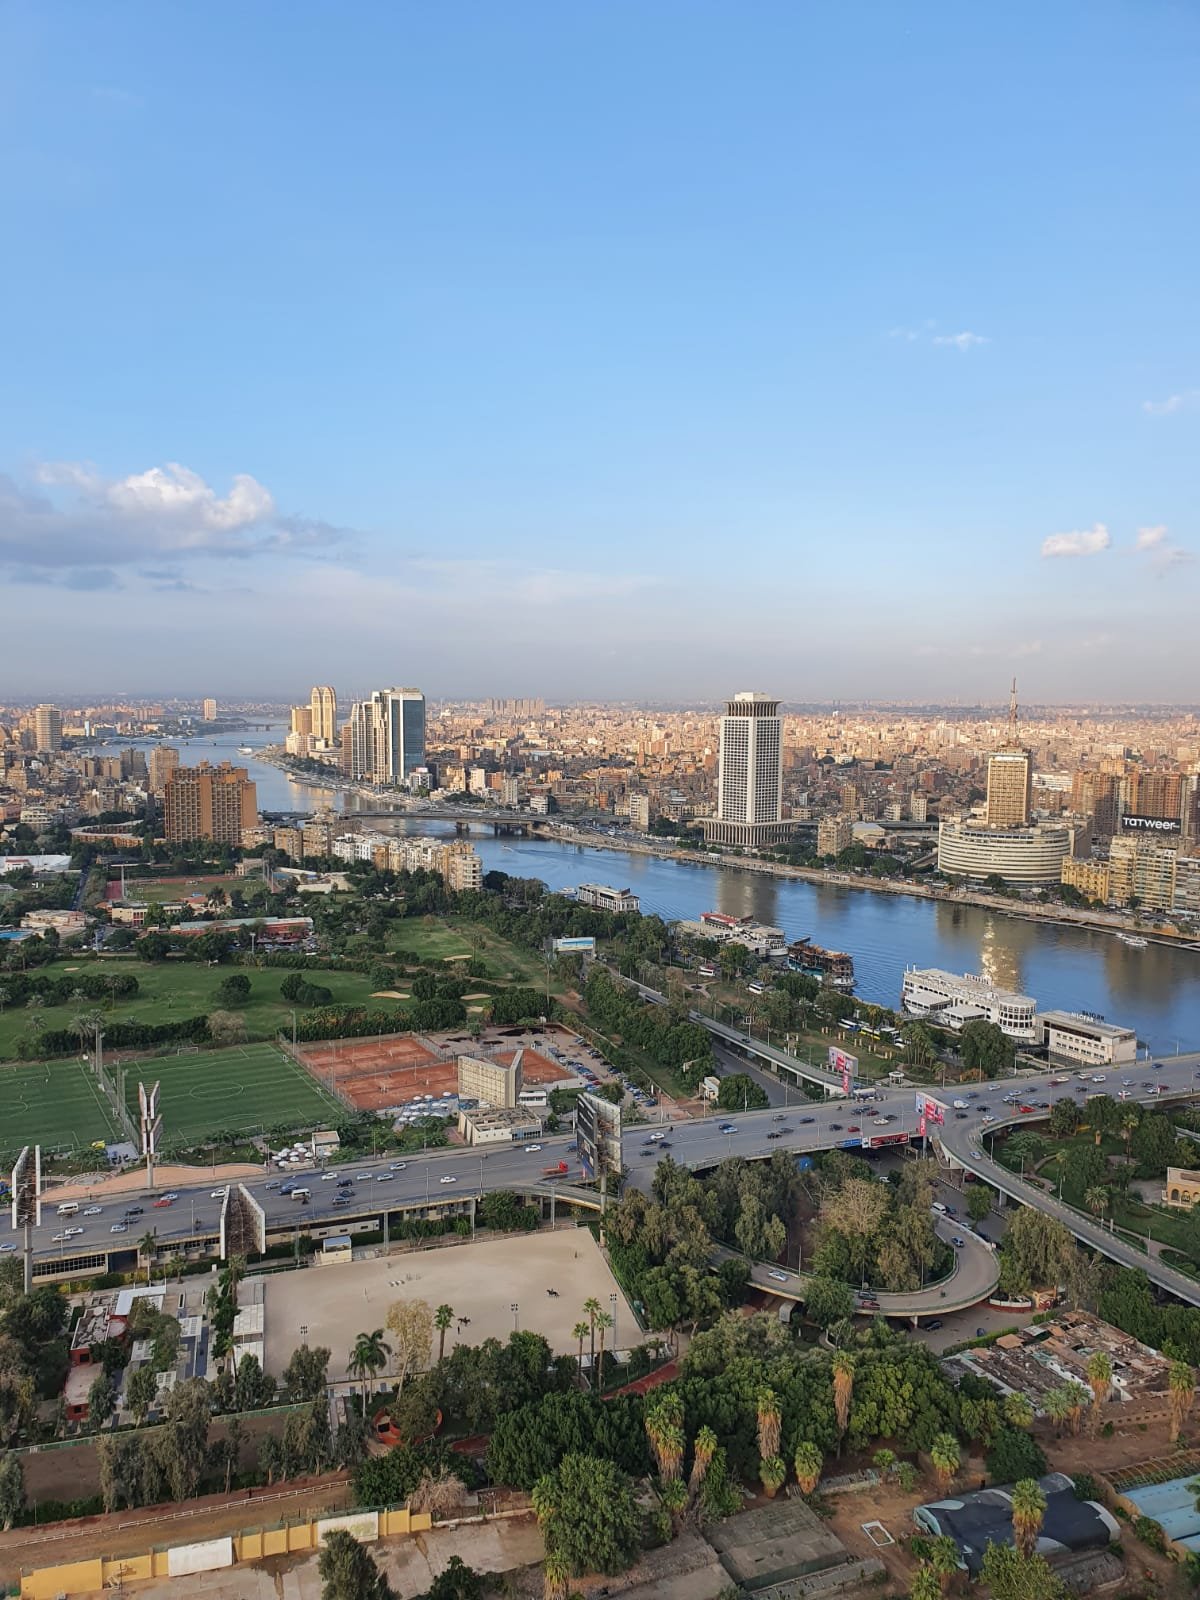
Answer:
xmin=0 ymin=1059 xmax=122 ymax=1157
xmin=0 ymin=958 xmax=394 ymax=1061
xmin=110 ymin=872 xmax=254 ymax=905
xmin=386 ymin=916 xmax=561 ymax=990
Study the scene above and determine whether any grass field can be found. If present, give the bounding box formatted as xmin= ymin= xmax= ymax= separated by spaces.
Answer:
xmin=0 ymin=958 xmax=392 ymax=1061
xmin=0 ymin=1059 xmax=122 ymax=1156
xmin=0 ymin=1042 xmax=347 ymax=1157
xmin=113 ymin=872 xmax=254 ymax=905
xmin=385 ymin=916 xmax=561 ymax=991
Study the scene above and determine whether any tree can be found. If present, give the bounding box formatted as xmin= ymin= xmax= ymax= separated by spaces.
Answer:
xmin=832 ymin=1352 xmax=855 ymax=1439
xmin=531 ymin=1452 xmax=641 ymax=1577
xmin=217 ymin=973 xmax=251 ymax=1005
xmin=1011 ymin=1478 xmax=1047 ymax=1558
xmin=925 ymin=1535 xmax=960 ymax=1592
xmin=1084 ymin=1094 xmax=1123 ymax=1146
xmin=543 ymin=1551 xmax=571 ymax=1600
xmin=1084 ymin=1186 xmax=1109 ymax=1220
xmin=207 ymin=1009 xmax=248 ymax=1046
xmin=716 ymin=1073 xmax=768 ymax=1112
xmin=87 ymin=1370 xmax=116 ymax=1431
xmin=756 ymin=1386 xmax=781 ymax=1462
xmin=804 ymin=1276 xmax=855 ymax=1330
xmin=998 ymin=1209 xmax=1072 ymax=1297
xmin=317 ymin=1529 xmax=395 ymax=1600
xmin=595 ymin=1310 xmax=614 ymax=1390
xmin=425 ymin=1555 xmax=485 ymax=1600
xmin=688 ymin=1425 xmax=717 ymax=1502
xmin=909 ymin=1568 xmax=943 ymax=1600
xmin=1130 ymin=1112 xmax=1177 ymax=1177
xmin=1002 ymin=1392 xmax=1034 ymax=1430
xmin=1169 ymin=1360 xmax=1196 ymax=1443
xmin=572 ymin=1321 xmax=589 ymax=1378
xmin=959 ymin=1019 xmax=1014 ymax=1078
xmin=1086 ymin=1350 xmax=1112 ymax=1432
xmin=0 ymin=1452 xmax=25 ymax=1532
xmin=348 ymin=1330 xmax=391 ymax=1411
xmin=794 ymin=1439 xmax=823 ymax=1495
xmin=234 ymin=1352 xmax=276 ymax=1413
xmin=385 ymin=1299 xmax=433 ymax=1394
xmin=138 ymin=1230 xmax=157 ymax=1286
xmin=434 ymin=1304 xmax=455 ymax=1365
xmin=986 ymin=1428 xmax=1047 ymax=1482
xmin=1048 ymin=1100 xmax=1082 ymax=1138
xmin=929 ymin=1432 xmax=960 ymax=1490
xmin=583 ymin=1297 xmax=601 ymax=1374
xmin=979 ymin=1543 xmax=1067 ymax=1600
xmin=282 ymin=1343 xmax=330 ymax=1402
xmin=967 ymin=1185 xmax=993 ymax=1225
xmin=644 ymin=1391 xmax=685 ymax=1481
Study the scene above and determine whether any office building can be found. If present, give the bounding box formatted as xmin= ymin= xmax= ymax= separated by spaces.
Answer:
xmin=310 ymin=686 xmax=337 ymax=744
xmin=34 ymin=704 xmax=63 ymax=754
xmin=1060 ymin=857 xmax=1111 ymax=903
xmin=457 ymin=1050 xmax=522 ymax=1109
xmin=147 ymin=745 xmax=180 ymax=795
xmin=900 ymin=968 xmax=1038 ymax=1042
xmin=348 ymin=687 xmax=425 ymax=785
xmin=290 ymin=706 xmax=313 ymax=736
xmin=163 ymin=762 xmax=258 ymax=845
xmin=817 ymin=815 xmax=853 ymax=856
xmin=937 ymin=819 xmax=1071 ymax=886
xmin=1071 ymin=769 xmax=1122 ymax=837
xmin=202 ymin=698 xmax=218 ymax=722
xmin=575 ymin=883 xmax=640 ymax=914
xmin=1039 ymin=1011 xmax=1137 ymax=1068
xmin=456 ymin=1106 xmax=543 ymax=1146
xmin=1108 ymin=837 xmax=1177 ymax=911
xmin=272 ymin=826 xmax=304 ymax=859
xmin=982 ymin=680 xmax=1032 ymax=828
xmin=700 ymin=691 xmax=793 ymax=847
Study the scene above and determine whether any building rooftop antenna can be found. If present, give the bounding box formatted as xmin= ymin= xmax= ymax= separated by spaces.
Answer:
xmin=1008 ymin=677 xmax=1019 ymax=737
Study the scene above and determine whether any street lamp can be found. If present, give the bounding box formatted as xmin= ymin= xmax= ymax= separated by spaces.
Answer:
xmin=511 ymin=1301 xmax=519 ymax=1332
xmin=609 ymin=1291 xmax=618 ymax=1356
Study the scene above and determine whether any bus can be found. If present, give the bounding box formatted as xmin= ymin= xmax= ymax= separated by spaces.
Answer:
xmin=699 ymin=964 xmax=717 ymax=978
xmin=747 ymin=982 xmax=765 ymax=996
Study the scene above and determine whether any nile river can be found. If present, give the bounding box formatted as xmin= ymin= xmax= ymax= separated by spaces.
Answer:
xmin=119 ymin=726 xmax=1200 ymax=1054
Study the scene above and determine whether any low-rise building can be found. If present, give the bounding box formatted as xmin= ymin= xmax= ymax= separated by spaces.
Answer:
xmin=1038 ymin=1009 xmax=1137 ymax=1066
xmin=456 ymin=1106 xmax=543 ymax=1145
xmin=1061 ymin=856 xmax=1111 ymax=902
xmin=900 ymin=967 xmax=1038 ymax=1042
xmin=20 ymin=908 xmax=86 ymax=935
xmin=937 ymin=818 xmax=1072 ymax=886
xmin=457 ymin=1050 xmax=522 ymax=1109
xmin=575 ymin=883 xmax=640 ymax=914
xmin=1108 ymin=836 xmax=1177 ymax=911
xmin=1163 ymin=1167 xmax=1200 ymax=1209
xmin=816 ymin=815 xmax=853 ymax=856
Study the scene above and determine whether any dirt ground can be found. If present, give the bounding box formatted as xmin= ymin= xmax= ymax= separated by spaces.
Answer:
xmin=52 ymin=1159 xmax=264 ymax=1203
xmin=261 ymin=1228 xmax=635 ymax=1380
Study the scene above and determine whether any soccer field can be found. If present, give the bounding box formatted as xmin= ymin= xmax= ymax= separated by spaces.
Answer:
xmin=121 ymin=1042 xmax=347 ymax=1146
xmin=0 ymin=1059 xmax=122 ymax=1159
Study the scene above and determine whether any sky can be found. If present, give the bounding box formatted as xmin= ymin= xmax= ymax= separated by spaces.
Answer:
xmin=1 ymin=1 xmax=1197 ymax=703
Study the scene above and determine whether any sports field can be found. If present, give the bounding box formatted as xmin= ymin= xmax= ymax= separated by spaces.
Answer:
xmin=0 ymin=1059 xmax=122 ymax=1157
xmin=297 ymin=1037 xmax=565 ymax=1112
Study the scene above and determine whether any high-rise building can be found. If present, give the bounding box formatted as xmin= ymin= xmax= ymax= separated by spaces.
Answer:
xmin=1108 ymin=836 xmax=1177 ymax=911
xmin=148 ymin=745 xmax=180 ymax=795
xmin=34 ymin=704 xmax=63 ymax=753
xmin=909 ymin=792 xmax=928 ymax=823
xmin=290 ymin=706 xmax=313 ymax=736
xmin=985 ymin=681 xmax=1031 ymax=828
xmin=310 ymin=685 xmax=337 ymax=744
xmin=163 ymin=762 xmax=258 ymax=844
xmin=1125 ymin=769 xmax=1184 ymax=825
xmin=817 ymin=815 xmax=853 ymax=856
xmin=202 ymin=698 xmax=218 ymax=722
xmin=1071 ymin=769 xmax=1121 ymax=837
xmin=701 ymin=692 xmax=793 ymax=847
xmin=347 ymin=688 xmax=426 ymax=785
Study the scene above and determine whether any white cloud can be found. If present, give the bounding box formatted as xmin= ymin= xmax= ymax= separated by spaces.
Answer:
xmin=1132 ymin=524 xmax=1192 ymax=572
xmin=1041 ymin=523 xmax=1111 ymax=559
xmin=932 ymin=331 xmax=988 ymax=351
xmin=1135 ymin=524 xmax=1168 ymax=550
xmin=1142 ymin=390 xmax=1199 ymax=416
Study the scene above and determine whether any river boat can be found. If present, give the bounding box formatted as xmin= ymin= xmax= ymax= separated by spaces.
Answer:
xmin=1117 ymin=933 xmax=1148 ymax=948
xmin=786 ymin=938 xmax=855 ymax=988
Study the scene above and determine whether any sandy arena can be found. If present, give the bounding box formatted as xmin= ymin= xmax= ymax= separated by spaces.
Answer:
xmin=259 ymin=1229 xmax=636 ymax=1380
xmin=297 ymin=1033 xmax=570 ymax=1113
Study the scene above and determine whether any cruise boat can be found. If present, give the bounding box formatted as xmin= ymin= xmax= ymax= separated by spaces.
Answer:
xmin=786 ymin=938 xmax=855 ymax=988
xmin=238 ymin=745 xmax=254 ymax=755
xmin=1116 ymin=933 xmax=1148 ymax=948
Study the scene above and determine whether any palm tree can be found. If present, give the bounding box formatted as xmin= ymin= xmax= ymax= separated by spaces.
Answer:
xmin=1044 ymin=1385 xmax=1074 ymax=1436
xmin=1010 ymin=1477 xmax=1047 ymax=1557
xmin=543 ymin=1551 xmax=571 ymax=1600
xmin=759 ymin=1455 xmax=787 ymax=1498
xmin=645 ymin=1392 xmax=685 ymax=1481
xmin=594 ymin=1310 xmax=614 ymax=1391
xmin=1169 ymin=1360 xmax=1197 ymax=1443
xmin=434 ymin=1303 xmax=454 ymax=1364
xmin=572 ymin=1321 xmax=589 ymax=1381
xmin=909 ymin=1568 xmax=942 ymax=1600
xmin=756 ymin=1386 xmax=782 ymax=1462
xmin=1002 ymin=1392 xmax=1034 ymax=1430
xmin=794 ymin=1440 xmax=823 ymax=1495
xmin=688 ymin=1425 xmax=717 ymax=1501
xmin=138 ymin=1231 xmax=156 ymax=1286
xmin=832 ymin=1352 xmax=855 ymax=1440
xmin=0 ymin=985 xmax=10 ymax=1016
xmin=583 ymin=1296 xmax=601 ymax=1372
xmin=929 ymin=1432 xmax=960 ymax=1490
xmin=1084 ymin=1187 xmax=1109 ymax=1220
xmin=1065 ymin=1382 xmax=1089 ymax=1436
xmin=1086 ymin=1350 xmax=1112 ymax=1433
xmin=873 ymin=1448 xmax=896 ymax=1480
xmin=659 ymin=1475 xmax=688 ymax=1526
xmin=925 ymin=1536 xmax=960 ymax=1592
xmin=348 ymin=1329 xmax=392 ymax=1412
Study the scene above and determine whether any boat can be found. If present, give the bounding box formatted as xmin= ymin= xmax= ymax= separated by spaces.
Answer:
xmin=1117 ymin=933 xmax=1148 ymax=949
xmin=238 ymin=746 xmax=254 ymax=755
xmin=786 ymin=938 xmax=855 ymax=988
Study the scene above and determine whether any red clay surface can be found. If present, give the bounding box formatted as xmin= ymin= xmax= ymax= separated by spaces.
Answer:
xmin=296 ymin=1036 xmax=564 ymax=1113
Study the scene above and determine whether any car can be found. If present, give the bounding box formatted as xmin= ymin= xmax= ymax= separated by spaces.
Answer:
xmin=718 ymin=1123 xmax=737 ymax=1134
xmin=332 ymin=1197 xmax=349 ymax=1208
xmin=65 ymin=1226 xmax=84 ymax=1237
xmin=526 ymin=1144 xmax=543 ymax=1154
xmin=872 ymin=1117 xmax=888 ymax=1126
xmin=799 ymin=1116 xmax=815 ymax=1125
xmin=83 ymin=1206 xmax=102 ymax=1216
xmin=925 ymin=1318 xmax=944 ymax=1331
xmin=376 ymin=1173 xmax=393 ymax=1182
xmin=264 ymin=1180 xmax=281 ymax=1190
xmin=210 ymin=1188 xmax=228 ymax=1198
xmin=439 ymin=1175 xmax=458 ymax=1185
xmin=1121 ymin=1078 xmax=1133 ymax=1086
xmin=51 ymin=1232 xmax=67 ymax=1243
xmin=125 ymin=1205 xmax=143 ymax=1217
xmin=164 ymin=1192 xmax=179 ymax=1201
xmin=1049 ymin=1077 xmax=1069 ymax=1086
xmin=772 ymin=1113 xmax=786 ymax=1122
xmin=1153 ymin=1062 xmax=1164 ymax=1071
xmin=883 ymin=1114 xmax=898 ymax=1122
xmin=951 ymin=1236 xmax=966 ymax=1248
xmin=943 ymin=1204 xmax=957 ymax=1215
xmin=858 ymin=1296 xmax=880 ymax=1310
xmin=337 ymin=1178 xmax=353 ymax=1189
xmin=829 ymin=1122 xmax=843 ymax=1131
xmin=0 ymin=1242 xmax=14 ymax=1252
xmin=279 ymin=1183 xmax=295 ymax=1196
xmin=767 ymin=1270 xmax=789 ymax=1283
xmin=766 ymin=1131 xmax=782 ymax=1140
xmin=649 ymin=1132 xmax=666 ymax=1142
xmin=152 ymin=1197 xmax=172 ymax=1208
xmin=1018 ymin=1105 xmax=1035 ymax=1114
xmin=847 ymin=1125 xmax=860 ymax=1133
xmin=321 ymin=1171 xmax=340 ymax=1181
xmin=355 ymin=1173 xmax=372 ymax=1181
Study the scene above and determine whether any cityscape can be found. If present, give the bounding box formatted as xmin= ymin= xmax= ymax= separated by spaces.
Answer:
xmin=2 ymin=4 xmax=1199 ymax=1600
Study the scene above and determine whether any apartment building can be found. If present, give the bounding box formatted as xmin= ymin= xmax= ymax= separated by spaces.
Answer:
xmin=163 ymin=763 xmax=258 ymax=845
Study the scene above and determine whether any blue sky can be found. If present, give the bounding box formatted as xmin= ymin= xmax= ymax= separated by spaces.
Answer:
xmin=1 ymin=1 xmax=1197 ymax=702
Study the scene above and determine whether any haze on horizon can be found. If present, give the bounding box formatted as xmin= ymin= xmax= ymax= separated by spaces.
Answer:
xmin=1 ymin=2 xmax=1196 ymax=702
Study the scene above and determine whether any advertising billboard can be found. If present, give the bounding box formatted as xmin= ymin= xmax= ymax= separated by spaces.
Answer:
xmin=553 ymin=936 xmax=597 ymax=953
xmin=576 ymin=1091 xmax=622 ymax=1180
xmin=828 ymin=1047 xmax=857 ymax=1095
xmin=11 ymin=1145 xmax=40 ymax=1230
xmin=914 ymin=1092 xmax=946 ymax=1137
xmin=1120 ymin=814 xmax=1180 ymax=835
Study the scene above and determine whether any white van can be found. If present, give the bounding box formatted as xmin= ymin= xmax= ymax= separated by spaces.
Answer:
xmin=931 ymin=1200 xmax=949 ymax=1215
xmin=291 ymin=1187 xmax=311 ymax=1201
xmin=56 ymin=1201 xmax=79 ymax=1216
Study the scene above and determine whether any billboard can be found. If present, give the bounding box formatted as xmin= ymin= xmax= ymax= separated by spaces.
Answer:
xmin=576 ymin=1091 xmax=622 ymax=1180
xmin=11 ymin=1145 xmax=41 ymax=1230
xmin=914 ymin=1092 xmax=946 ymax=1137
xmin=553 ymin=936 xmax=596 ymax=953
xmin=861 ymin=1130 xmax=910 ymax=1150
xmin=1121 ymin=814 xmax=1179 ymax=835
xmin=220 ymin=1183 xmax=266 ymax=1261
xmin=828 ymin=1047 xmax=857 ymax=1095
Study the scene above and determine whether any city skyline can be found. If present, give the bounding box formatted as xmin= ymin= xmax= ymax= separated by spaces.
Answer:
xmin=2 ymin=2 xmax=1197 ymax=697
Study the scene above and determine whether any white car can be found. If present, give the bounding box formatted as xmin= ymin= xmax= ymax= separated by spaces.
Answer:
xmin=110 ymin=1223 xmax=127 ymax=1233
xmin=389 ymin=1162 xmax=407 ymax=1171
xmin=872 ymin=1117 xmax=888 ymax=1126
xmin=767 ymin=1269 xmax=789 ymax=1283
xmin=51 ymin=1232 xmax=67 ymax=1243
xmin=0 ymin=1243 xmax=15 ymax=1253
xmin=84 ymin=1205 xmax=103 ymax=1216
xmin=164 ymin=1191 xmax=179 ymax=1201
xmin=355 ymin=1173 xmax=372 ymax=1181
xmin=321 ymin=1171 xmax=339 ymax=1181
xmin=210 ymin=1188 xmax=228 ymax=1199
xmin=439 ymin=1175 xmax=458 ymax=1185
xmin=526 ymin=1144 xmax=543 ymax=1154
xmin=65 ymin=1226 xmax=85 ymax=1237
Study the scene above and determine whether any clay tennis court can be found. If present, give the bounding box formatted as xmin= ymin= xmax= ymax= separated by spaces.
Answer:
xmin=296 ymin=1035 xmax=566 ymax=1114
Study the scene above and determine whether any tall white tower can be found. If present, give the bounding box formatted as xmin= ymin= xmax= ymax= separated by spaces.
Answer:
xmin=702 ymin=692 xmax=792 ymax=847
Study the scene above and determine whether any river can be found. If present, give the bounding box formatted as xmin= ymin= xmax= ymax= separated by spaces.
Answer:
xmin=111 ymin=726 xmax=1200 ymax=1053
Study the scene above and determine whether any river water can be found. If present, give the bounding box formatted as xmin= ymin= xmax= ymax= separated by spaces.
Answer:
xmin=113 ymin=726 xmax=1200 ymax=1053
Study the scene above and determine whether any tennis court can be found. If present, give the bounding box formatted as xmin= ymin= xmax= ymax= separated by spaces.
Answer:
xmin=295 ymin=1036 xmax=564 ymax=1113
xmin=0 ymin=1059 xmax=122 ymax=1159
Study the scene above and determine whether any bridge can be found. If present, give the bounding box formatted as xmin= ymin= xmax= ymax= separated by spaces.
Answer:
xmin=346 ymin=807 xmax=547 ymax=835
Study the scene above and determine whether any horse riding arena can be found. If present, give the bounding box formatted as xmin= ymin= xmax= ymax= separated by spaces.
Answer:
xmin=294 ymin=1035 xmax=565 ymax=1113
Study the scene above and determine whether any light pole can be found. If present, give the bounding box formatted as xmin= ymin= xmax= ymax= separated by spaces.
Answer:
xmin=609 ymin=1291 xmax=617 ymax=1357
xmin=511 ymin=1301 xmax=519 ymax=1332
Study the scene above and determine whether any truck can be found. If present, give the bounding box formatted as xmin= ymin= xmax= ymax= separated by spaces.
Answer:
xmin=542 ymin=1161 xmax=569 ymax=1177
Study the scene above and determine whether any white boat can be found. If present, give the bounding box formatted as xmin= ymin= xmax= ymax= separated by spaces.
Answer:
xmin=1117 ymin=933 xmax=1148 ymax=948
xmin=238 ymin=746 xmax=254 ymax=755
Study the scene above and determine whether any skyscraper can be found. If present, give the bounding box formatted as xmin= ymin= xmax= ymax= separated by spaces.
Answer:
xmin=347 ymin=688 xmax=425 ymax=785
xmin=202 ymin=698 xmax=218 ymax=722
xmin=148 ymin=745 xmax=180 ymax=795
xmin=163 ymin=762 xmax=258 ymax=843
xmin=701 ymin=692 xmax=793 ymax=847
xmin=33 ymin=704 xmax=63 ymax=753
xmin=309 ymin=685 xmax=337 ymax=744
xmin=985 ymin=681 xmax=1032 ymax=828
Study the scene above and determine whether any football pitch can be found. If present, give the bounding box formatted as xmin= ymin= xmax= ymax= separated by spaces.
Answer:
xmin=0 ymin=1043 xmax=347 ymax=1159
